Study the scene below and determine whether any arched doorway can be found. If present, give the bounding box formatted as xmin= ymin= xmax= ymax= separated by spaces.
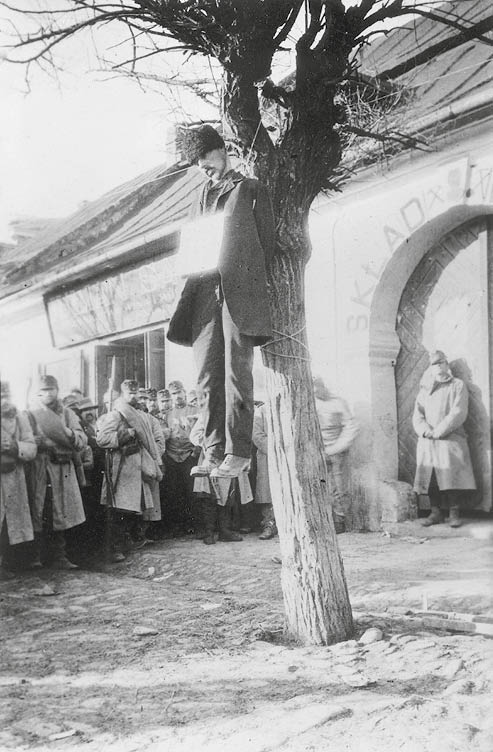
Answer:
xmin=395 ymin=218 xmax=492 ymax=512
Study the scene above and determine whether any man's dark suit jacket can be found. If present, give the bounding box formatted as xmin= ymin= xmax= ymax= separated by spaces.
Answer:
xmin=167 ymin=171 xmax=275 ymax=347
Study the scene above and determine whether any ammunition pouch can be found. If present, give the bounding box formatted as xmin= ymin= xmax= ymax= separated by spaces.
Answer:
xmin=49 ymin=448 xmax=74 ymax=465
xmin=122 ymin=441 xmax=140 ymax=457
xmin=0 ymin=454 xmax=16 ymax=474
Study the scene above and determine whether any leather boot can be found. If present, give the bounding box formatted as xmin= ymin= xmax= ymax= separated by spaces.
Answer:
xmin=333 ymin=513 xmax=346 ymax=534
xmin=217 ymin=505 xmax=243 ymax=542
xmin=193 ymin=499 xmax=206 ymax=540
xmin=259 ymin=522 xmax=276 ymax=540
xmin=230 ymin=494 xmax=241 ymax=532
xmin=239 ymin=501 xmax=255 ymax=534
xmin=449 ymin=505 xmax=462 ymax=528
xmin=421 ymin=506 xmax=443 ymax=526
xmin=30 ymin=532 xmax=44 ymax=568
xmin=202 ymin=498 xmax=217 ymax=545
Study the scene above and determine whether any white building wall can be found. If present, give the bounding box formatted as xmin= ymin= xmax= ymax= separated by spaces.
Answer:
xmin=306 ymin=123 xmax=493 ymax=508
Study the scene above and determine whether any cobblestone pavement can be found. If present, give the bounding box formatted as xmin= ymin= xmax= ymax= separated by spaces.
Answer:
xmin=1 ymin=524 xmax=493 ymax=751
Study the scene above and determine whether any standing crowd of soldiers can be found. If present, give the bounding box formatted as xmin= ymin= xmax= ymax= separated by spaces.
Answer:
xmin=0 ymin=372 xmax=279 ymax=576
xmin=1 ymin=347 xmax=477 ymax=578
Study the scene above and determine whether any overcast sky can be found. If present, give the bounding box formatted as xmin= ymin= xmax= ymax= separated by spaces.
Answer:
xmin=0 ymin=3 xmax=226 ymax=243
xmin=0 ymin=36 xmax=186 ymax=242
xmin=0 ymin=0 xmax=408 ymax=244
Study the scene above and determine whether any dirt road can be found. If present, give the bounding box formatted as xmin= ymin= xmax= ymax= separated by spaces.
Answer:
xmin=1 ymin=521 xmax=492 ymax=751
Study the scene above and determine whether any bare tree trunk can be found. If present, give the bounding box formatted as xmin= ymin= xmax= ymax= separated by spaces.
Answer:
xmin=224 ymin=66 xmax=353 ymax=645
xmin=262 ymin=249 xmax=354 ymax=645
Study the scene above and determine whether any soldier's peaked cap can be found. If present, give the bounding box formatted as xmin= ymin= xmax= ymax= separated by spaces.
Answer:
xmin=63 ymin=393 xmax=80 ymax=408
xmin=178 ymin=125 xmax=224 ymax=165
xmin=38 ymin=374 xmax=58 ymax=390
xmin=157 ymin=388 xmax=171 ymax=398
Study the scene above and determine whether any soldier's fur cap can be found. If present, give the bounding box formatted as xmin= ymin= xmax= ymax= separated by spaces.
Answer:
xmin=168 ymin=380 xmax=185 ymax=392
xmin=121 ymin=379 xmax=139 ymax=391
xmin=179 ymin=125 xmax=224 ymax=165
xmin=429 ymin=350 xmax=447 ymax=365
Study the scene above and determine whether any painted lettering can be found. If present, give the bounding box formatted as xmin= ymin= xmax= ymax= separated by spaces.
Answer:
xmin=350 ymin=280 xmax=375 ymax=309
xmin=480 ymin=168 xmax=492 ymax=202
xmin=425 ymin=186 xmax=444 ymax=211
xmin=383 ymin=224 xmax=405 ymax=253
xmin=346 ymin=314 xmax=369 ymax=333
xmin=400 ymin=197 xmax=425 ymax=232
xmin=361 ymin=257 xmax=389 ymax=281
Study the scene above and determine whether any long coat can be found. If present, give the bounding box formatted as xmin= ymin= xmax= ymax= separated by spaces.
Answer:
xmin=0 ymin=410 xmax=36 ymax=545
xmin=143 ymin=413 xmax=166 ymax=522
xmin=412 ymin=374 xmax=476 ymax=493
xmin=96 ymin=406 xmax=163 ymax=516
xmin=30 ymin=404 xmax=87 ymax=532
xmin=252 ymin=404 xmax=272 ymax=505
xmin=167 ymin=172 xmax=275 ymax=347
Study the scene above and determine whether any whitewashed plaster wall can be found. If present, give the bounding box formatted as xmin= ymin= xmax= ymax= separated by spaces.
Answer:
xmin=306 ymin=125 xmax=493 ymax=493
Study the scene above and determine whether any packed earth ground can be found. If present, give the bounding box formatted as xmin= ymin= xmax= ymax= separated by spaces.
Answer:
xmin=1 ymin=519 xmax=493 ymax=752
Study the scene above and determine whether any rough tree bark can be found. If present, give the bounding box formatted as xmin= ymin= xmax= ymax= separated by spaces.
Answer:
xmin=262 ymin=247 xmax=353 ymax=644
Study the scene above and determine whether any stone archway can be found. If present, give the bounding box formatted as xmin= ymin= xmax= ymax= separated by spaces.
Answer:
xmin=368 ymin=205 xmax=493 ymax=487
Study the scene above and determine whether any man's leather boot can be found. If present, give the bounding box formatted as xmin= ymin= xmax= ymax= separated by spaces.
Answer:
xmin=259 ymin=523 xmax=276 ymax=540
xmin=333 ymin=513 xmax=346 ymax=534
xmin=449 ymin=505 xmax=462 ymax=528
xmin=202 ymin=498 xmax=217 ymax=545
xmin=421 ymin=506 xmax=443 ymax=526
xmin=217 ymin=505 xmax=243 ymax=542
xmin=193 ymin=499 xmax=206 ymax=539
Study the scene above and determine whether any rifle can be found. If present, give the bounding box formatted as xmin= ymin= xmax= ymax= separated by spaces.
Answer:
xmin=103 ymin=357 xmax=116 ymax=561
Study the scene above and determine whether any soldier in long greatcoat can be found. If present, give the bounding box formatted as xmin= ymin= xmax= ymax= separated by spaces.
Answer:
xmin=0 ymin=381 xmax=36 ymax=575
xmin=29 ymin=375 xmax=87 ymax=569
xmin=413 ymin=350 xmax=476 ymax=528
xmin=96 ymin=380 xmax=163 ymax=558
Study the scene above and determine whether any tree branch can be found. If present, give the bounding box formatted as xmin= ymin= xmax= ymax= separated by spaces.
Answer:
xmin=272 ymin=0 xmax=304 ymax=48
xmin=341 ymin=123 xmax=429 ymax=151
xmin=296 ymin=0 xmax=323 ymax=52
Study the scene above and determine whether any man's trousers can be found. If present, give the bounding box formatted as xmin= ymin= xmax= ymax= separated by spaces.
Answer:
xmin=191 ymin=276 xmax=254 ymax=459
xmin=326 ymin=451 xmax=350 ymax=519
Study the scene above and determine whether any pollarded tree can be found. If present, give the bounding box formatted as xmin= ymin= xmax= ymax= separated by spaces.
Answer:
xmin=3 ymin=0 xmax=492 ymax=644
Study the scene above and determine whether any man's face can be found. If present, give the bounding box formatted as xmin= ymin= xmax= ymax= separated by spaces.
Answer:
xmin=146 ymin=398 xmax=158 ymax=413
xmin=196 ymin=390 xmax=208 ymax=409
xmin=431 ymin=359 xmax=448 ymax=378
xmin=158 ymin=397 xmax=172 ymax=412
xmin=197 ymin=148 xmax=228 ymax=183
xmin=170 ymin=388 xmax=187 ymax=408
xmin=122 ymin=386 xmax=139 ymax=405
xmin=39 ymin=387 xmax=58 ymax=406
